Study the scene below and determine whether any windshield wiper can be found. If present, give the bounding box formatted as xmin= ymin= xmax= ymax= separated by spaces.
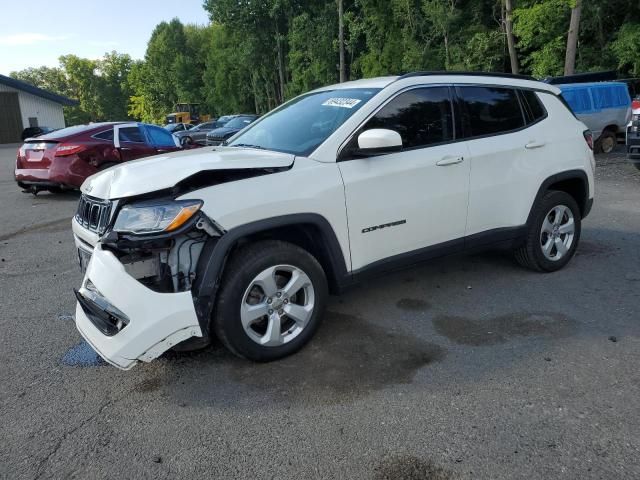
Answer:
xmin=231 ymin=143 xmax=266 ymax=150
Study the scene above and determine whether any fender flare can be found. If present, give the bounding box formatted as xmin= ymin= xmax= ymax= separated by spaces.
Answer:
xmin=526 ymin=169 xmax=591 ymax=226
xmin=191 ymin=213 xmax=350 ymax=331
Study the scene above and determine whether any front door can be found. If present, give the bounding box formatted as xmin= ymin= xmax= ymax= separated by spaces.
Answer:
xmin=338 ymin=86 xmax=471 ymax=272
xmin=114 ymin=123 xmax=156 ymax=161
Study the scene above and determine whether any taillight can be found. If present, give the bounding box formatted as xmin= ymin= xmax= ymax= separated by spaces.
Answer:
xmin=55 ymin=144 xmax=86 ymax=156
xmin=583 ymin=130 xmax=593 ymax=150
xmin=632 ymin=99 xmax=640 ymax=110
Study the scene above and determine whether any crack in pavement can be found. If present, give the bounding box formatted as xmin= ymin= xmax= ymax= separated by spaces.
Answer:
xmin=33 ymin=393 xmax=127 ymax=479
xmin=0 ymin=218 xmax=71 ymax=242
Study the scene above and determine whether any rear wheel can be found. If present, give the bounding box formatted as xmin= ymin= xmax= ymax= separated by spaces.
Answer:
xmin=515 ymin=190 xmax=581 ymax=272
xmin=597 ymin=130 xmax=617 ymax=154
xmin=213 ymin=240 xmax=328 ymax=361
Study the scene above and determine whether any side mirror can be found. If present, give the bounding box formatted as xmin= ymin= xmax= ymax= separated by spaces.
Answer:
xmin=356 ymin=129 xmax=402 ymax=156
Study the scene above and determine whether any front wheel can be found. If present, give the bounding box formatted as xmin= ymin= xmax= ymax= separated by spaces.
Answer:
xmin=515 ymin=190 xmax=581 ymax=272
xmin=213 ymin=240 xmax=328 ymax=361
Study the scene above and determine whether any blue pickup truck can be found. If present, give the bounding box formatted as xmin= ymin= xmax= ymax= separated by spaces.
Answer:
xmin=558 ymin=82 xmax=631 ymax=153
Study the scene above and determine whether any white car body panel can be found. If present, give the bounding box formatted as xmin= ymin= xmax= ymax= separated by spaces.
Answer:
xmin=70 ymin=74 xmax=595 ymax=369
xmin=181 ymin=157 xmax=353 ymax=270
xmin=339 ymin=142 xmax=470 ymax=270
xmin=75 ymin=246 xmax=202 ymax=370
xmin=80 ymin=147 xmax=295 ymax=200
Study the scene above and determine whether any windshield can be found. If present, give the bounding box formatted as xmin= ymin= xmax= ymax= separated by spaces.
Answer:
xmin=225 ymin=117 xmax=256 ymax=129
xmin=228 ymin=88 xmax=380 ymax=155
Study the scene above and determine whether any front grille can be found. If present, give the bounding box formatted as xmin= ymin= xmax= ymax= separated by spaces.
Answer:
xmin=76 ymin=195 xmax=112 ymax=235
xmin=207 ymin=138 xmax=222 ymax=146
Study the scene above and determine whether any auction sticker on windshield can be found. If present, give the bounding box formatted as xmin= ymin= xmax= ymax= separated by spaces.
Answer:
xmin=322 ymin=98 xmax=362 ymax=108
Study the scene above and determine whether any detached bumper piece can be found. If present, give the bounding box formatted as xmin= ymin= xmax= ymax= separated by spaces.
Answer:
xmin=74 ymin=246 xmax=203 ymax=370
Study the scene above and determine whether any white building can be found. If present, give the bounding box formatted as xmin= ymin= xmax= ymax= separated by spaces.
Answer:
xmin=0 ymin=74 xmax=77 ymax=144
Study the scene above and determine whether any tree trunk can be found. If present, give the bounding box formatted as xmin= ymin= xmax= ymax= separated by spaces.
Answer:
xmin=564 ymin=0 xmax=582 ymax=76
xmin=504 ymin=0 xmax=519 ymax=74
xmin=276 ymin=33 xmax=286 ymax=103
xmin=338 ymin=0 xmax=346 ymax=82
xmin=444 ymin=34 xmax=450 ymax=70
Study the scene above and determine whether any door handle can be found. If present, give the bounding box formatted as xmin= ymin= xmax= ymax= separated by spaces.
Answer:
xmin=436 ymin=156 xmax=464 ymax=166
xmin=525 ymin=141 xmax=546 ymax=149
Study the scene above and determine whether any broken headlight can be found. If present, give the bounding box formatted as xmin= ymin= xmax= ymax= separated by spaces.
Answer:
xmin=112 ymin=200 xmax=202 ymax=235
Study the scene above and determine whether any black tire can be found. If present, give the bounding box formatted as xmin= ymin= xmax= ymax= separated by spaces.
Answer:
xmin=596 ymin=130 xmax=617 ymax=154
xmin=181 ymin=136 xmax=193 ymax=146
xmin=213 ymin=240 xmax=328 ymax=361
xmin=515 ymin=190 xmax=581 ymax=272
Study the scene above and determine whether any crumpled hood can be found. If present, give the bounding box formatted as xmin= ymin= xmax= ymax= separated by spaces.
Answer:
xmin=81 ymin=146 xmax=295 ymax=200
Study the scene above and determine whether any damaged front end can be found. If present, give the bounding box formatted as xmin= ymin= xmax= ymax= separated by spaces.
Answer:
xmin=73 ymin=195 xmax=223 ymax=369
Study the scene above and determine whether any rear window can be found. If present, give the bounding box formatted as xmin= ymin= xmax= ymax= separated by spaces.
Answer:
xmin=37 ymin=123 xmax=114 ymax=140
xmin=94 ymin=129 xmax=114 ymax=141
xmin=458 ymin=86 xmax=525 ymax=137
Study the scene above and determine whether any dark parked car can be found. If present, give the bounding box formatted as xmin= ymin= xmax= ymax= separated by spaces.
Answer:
xmin=15 ymin=122 xmax=182 ymax=193
xmin=206 ymin=115 xmax=259 ymax=145
xmin=21 ymin=126 xmax=54 ymax=141
xmin=174 ymin=121 xmax=218 ymax=146
xmin=164 ymin=123 xmax=194 ymax=133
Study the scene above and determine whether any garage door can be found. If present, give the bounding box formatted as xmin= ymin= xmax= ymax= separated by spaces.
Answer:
xmin=0 ymin=92 xmax=23 ymax=143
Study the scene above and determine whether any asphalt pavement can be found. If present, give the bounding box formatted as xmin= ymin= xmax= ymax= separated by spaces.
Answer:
xmin=1 ymin=144 xmax=639 ymax=479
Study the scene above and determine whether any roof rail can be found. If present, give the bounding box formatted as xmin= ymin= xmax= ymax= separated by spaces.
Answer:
xmin=397 ymin=71 xmax=536 ymax=81
xmin=543 ymin=70 xmax=617 ymax=85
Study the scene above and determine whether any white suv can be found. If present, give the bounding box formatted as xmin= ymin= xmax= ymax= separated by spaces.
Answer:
xmin=72 ymin=73 xmax=595 ymax=369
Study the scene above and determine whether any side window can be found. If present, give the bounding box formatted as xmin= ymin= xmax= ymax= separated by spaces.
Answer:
xmin=147 ymin=125 xmax=177 ymax=147
xmin=94 ymin=129 xmax=114 ymax=141
xmin=520 ymin=90 xmax=547 ymax=124
xmin=363 ymin=87 xmax=454 ymax=149
xmin=458 ymin=86 xmax=525 ymax=137
xmin=119 ymin=126 xmax=145 ymax=143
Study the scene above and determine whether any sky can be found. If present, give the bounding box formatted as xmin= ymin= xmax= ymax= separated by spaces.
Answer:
xmin=0 ymin=0 xmax=210 ymax=75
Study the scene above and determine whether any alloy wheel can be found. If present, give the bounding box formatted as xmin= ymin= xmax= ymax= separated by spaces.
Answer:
xmin=540 ymin=205 xmax=575 ymax=261
xmin=240 ymin=265 xmax=315 ymax=346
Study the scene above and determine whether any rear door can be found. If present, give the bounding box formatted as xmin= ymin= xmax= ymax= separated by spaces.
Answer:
xmin=459 ymin=85 xmax=542 ymax=236
xmin=145 ymin=125 xmax=181 ymax=153
xmin=114 ymin=123 xmax=156 ymax=161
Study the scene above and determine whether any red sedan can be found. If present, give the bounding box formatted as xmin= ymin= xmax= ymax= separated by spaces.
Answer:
xmin=15 ymin=122 xmax=183 ymax=193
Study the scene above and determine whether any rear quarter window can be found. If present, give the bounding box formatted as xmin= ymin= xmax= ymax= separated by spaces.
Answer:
xmin=520 ymin=90 xmax=547 ymax=124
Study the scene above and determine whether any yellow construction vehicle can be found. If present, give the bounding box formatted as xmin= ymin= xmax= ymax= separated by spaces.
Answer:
xmin=165 ymin=103 xmax=211 ymax=125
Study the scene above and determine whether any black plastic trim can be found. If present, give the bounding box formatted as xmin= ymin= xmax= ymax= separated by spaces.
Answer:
xmin=351 ymin=238 xmax=464 ymax=280
xmin=351 ymin=225 xmax=527 ymax=282
xmin=191 ymin=214 xmax=350 ymax=331
xmin=526 ymin=169 xmax=591 ymax=222
xmin=74 ymin=289 xmax=122 ymax=337
xmin=397 ymin=71 xmax=535 ymax=82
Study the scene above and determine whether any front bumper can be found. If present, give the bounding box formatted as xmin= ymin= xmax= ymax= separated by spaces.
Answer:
xmin=627 ymin=134 xmax=640 ymax=161
xmin=75 ymin=246 xmax=202 ymax=370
